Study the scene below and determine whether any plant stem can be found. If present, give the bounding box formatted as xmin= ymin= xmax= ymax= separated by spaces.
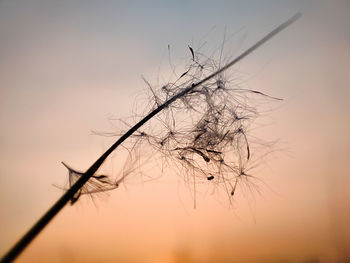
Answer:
xmin=0 ymin=12 xmax=300 ymax=263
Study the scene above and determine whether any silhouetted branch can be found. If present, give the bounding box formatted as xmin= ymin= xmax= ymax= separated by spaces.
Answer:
xmin=0 ymin=12 xmax=301 ymax=263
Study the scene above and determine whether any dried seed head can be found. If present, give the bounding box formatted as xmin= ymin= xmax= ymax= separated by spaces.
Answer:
xmin=114 ymin=42 xmax=283 ymax=204
xmin=62 ymin=12 xmax=301 ymax=204
xmin=61 ymin=162 xmax=118 ymax=204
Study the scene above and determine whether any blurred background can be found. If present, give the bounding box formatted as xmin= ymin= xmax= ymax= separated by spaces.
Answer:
xmin=0 ymin=1 xmax=349 ymax=262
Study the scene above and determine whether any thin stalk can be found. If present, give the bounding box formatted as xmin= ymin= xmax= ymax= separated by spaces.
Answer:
xmin=0 ymin=12 xmax=300 ymax=263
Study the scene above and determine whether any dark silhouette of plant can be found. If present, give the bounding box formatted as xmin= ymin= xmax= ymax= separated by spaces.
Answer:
xmin=0 ymin=13 xmax=301 ymax=263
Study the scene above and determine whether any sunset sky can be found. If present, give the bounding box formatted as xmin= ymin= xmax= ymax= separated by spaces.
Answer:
xmin=1 ymin=1 xmax=350 ymax=262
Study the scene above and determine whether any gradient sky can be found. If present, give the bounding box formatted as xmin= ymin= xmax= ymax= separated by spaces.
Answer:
xmin=1 ymin=1 xmax=350 ymax=262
